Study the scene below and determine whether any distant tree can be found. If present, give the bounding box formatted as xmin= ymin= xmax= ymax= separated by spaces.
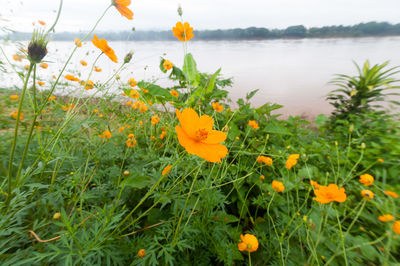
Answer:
xmin=284 ymin=25 xmax=307 ymax=38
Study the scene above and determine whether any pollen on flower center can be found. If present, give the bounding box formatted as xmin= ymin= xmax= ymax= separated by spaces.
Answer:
xmin=194 ymin=128 xmax=208 ymax=141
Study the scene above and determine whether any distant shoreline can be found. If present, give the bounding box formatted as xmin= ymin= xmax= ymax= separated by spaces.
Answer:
xmin=2 ymin=21 xmax=400 ymax=41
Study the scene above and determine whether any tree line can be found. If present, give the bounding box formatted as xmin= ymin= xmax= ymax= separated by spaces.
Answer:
xmin=4 ymin=21 xmax=400 ymax=41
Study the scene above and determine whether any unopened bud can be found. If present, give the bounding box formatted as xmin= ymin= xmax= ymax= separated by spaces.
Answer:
xmin=28 ymin=29 xmax=48 ymax=64
xmin=123 ymin=170 xmax=130 ymax=176
xmin=177 ymin=5 xmax=183 ymax=16
xmin=124 ymin=51 xmax=134 ymax=64
xmin=361 ymin=143 xmax=366 ymax=149
xmin=349 ymin=124 xmax=354 ymax=132
xmin=53 ymin=212 xmax=61 ymax=220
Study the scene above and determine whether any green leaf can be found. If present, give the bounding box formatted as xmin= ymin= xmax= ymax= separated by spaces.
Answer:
xmin=246 ymin=89 xmax=259 ymax=100
xmin=314 ymin=114 xmax=329 ymax=128
xmin=263 ymin=123 xmax=292 ymax=135
xmin=183 ymin=53 xmax=199 ymax=86
xmin=121 ymin=174 xmax=150 ymax=189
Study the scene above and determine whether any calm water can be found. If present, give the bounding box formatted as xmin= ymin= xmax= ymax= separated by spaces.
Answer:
xmin=2 ymin=37 xmax=400 ymax=117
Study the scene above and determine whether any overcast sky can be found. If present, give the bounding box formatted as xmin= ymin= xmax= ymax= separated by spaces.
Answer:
xmin=1 ymin=0 xmax=400 ymax=32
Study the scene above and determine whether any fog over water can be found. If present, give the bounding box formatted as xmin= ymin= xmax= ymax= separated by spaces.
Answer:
xmin=2 ymin=36 xmax=400 ymax=118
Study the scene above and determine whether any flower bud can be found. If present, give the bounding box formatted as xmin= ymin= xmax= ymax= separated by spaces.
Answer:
xmin=123 ymin=170 xmax=130 ymax=176
xmin=349 ymin=124 xmax=354 ymax=132
xmin=53 ymin=212 xmax=61 ymax=220
xmin=177 ymin=5 xmax=183 ymax=16
xmin=27 ymin=29 xmax=48 ymax=64
xmin=361 ymin=143 xmax=366 ymax=149
xmin=124 ymin=51 xmax=133 ymax=64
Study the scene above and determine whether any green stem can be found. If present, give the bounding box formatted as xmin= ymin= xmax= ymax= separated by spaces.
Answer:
xmin=46 ymin=0 xmax=63 ymax=34
xmin=6 ymin=64 xmax=33 ymax=207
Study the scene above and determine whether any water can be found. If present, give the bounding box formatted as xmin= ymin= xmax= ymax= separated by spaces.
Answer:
xmin=2 ymin=37 xmax=400 ymax=117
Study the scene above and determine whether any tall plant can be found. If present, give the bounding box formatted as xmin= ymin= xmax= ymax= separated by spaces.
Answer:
xmin=327 ymin=60 xmax=400 ymax=119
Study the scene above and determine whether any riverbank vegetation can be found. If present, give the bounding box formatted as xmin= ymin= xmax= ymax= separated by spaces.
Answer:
xmin=4 ymin=21 xmax=400 ymax=42
xmin=1 ymin=1 xmax=400 ymax=265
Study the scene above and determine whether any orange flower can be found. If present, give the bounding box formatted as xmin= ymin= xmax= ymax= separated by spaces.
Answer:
xmin=40 ymin=62 xmax=48 ymax=69
xmin=92 ymin=35 xmax=118 ymax=63
xmin=9 ymin=95 xmax=19 ymax=101
xmin=384 ymin=191 xmax=399 ymax=198
xmin=37 ymin=81 xmax=45 ymax=86
xmin=163 ymin=60 xmax=173 ymax=70
xmin=137 ymin=249 xmax=146 ymax=258
xmin=24 ymin=65 xmax=30 ymax=70
xmin=13 ymin=54 xmax=25 ymax=62
xmin=272 ymin=180 xmax=285 ymax=192
xmin=260 ymin=175 xmax=265 ymax=180
xmin=126 ymin=133 xmax=136 ymax=147
xmin=82 ymin=80 xmax=94 ymax=90
xmin=378 ymin=214 xmax=394 ymax=222
xmin=162 ymin=165 xmax=172 ymax=176
xmin=38 ymin=20 xmax=46 ymax=26
xmin=361 ymin=189 xmax=374 ymax=200
xmin=378 ymin=158 xmax=384 ymax=163
xmin=310 ymin=180 xmax=320 ymax=189
xmin=359 ymin=174 xmax=374 ymax=186
xmin=238 ymin=234 xmax=259 ymax=253
xmin=160 ymin=131 xmax=167 ymax=139
xmin=75 ymin=38 xmax=82 ymax=47
xmin=80 ymin=60 xmax=87 ymax=66
xmin=286 ymin=154 xmax=300 ymax=169
xmin=62 ymin=103 xmax=75 ymax=111
xmin=65 ymin=74 xmax=80 ymax=82
xmin=98 ymin=130 xmax=112 ymax=139
xmin=151 ymin=115 xmax=160 ymax=125
xmin=94 ymin=66 xmax=102 ymax=72
xmin=10 ymin=110 xmax=23 ymax=120
xmin=112 ymin=0 xmax=133 ymax=20
xmin=172 ymin=22 xmax=194 ymax=42
xmin=128 ymin=78 xmax=137 ymax=87
xmin=314 ymin=184 xmax=347 ymax=204
xmin=48 ymin=95 xmax=56 ymax=101
xmin=256 ymin=155 xmax=272 ymax=166
xmin=170 ymin=89 xmax=179 ymax=97
xmin=393 ymin=221 xmax=400 ymax=235
xmin=248 ymin=120 xmax=259 ymax=129
xmin=175 ymin=108 xmax=228 ymax=163
xmin=212 ymin=102 xmax=224 ymax=112
xmin=129 ymin=89 xmax=140 ymax=99
xmin=118 ymin=126 xmax=125 ymax=133
xmin=132 ymin=101 xmax=148 ymax=113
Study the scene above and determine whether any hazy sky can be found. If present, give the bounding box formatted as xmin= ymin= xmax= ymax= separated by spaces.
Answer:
xmin=1 ymin=0 xmax=400 ymax=32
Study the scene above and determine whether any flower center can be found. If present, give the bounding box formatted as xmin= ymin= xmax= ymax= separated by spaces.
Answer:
xmin=194 ymin=128 xmax=208 ymax=142
xmin=247 ymin=244 xmax=252 ymax=250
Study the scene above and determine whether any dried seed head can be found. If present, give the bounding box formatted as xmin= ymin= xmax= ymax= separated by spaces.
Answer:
xmin=28 ymin=29 xmax=49 ymax=63
xmin=124 ymin=51 xmax=134 ymax=64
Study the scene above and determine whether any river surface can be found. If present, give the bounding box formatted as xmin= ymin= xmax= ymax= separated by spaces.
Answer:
xmin=2 ymin=37 xmax=400 ymax=117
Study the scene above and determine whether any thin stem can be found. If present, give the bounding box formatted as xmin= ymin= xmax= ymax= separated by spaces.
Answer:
xmin=46 ymin=0 xmax=63 ymax=34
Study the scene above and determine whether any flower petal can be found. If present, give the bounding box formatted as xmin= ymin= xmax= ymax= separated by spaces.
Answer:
xmin=203 ymin=130 xmax=226 ymax=144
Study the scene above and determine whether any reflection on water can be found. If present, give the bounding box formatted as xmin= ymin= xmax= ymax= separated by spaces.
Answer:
xmin=2 ymin=36 xmax=400 ymax=117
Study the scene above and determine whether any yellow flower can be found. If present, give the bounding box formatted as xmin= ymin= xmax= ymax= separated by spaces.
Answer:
xmin=163 ymin=60 xmax=173 ymax=70
xmin=314 ymin=184 xmax=347 ymax=204
xmin=9 ymin=94 xmax=19 ymax=101
xmin=98 ymin=130 xmax=112 ymax=139
xmin=162 ymin=165 xmax=172 ymax=176
xmin=384 ymin=191 xmax=399 ymax=198
xmin=53 ymin=212 xmax=61 ymax=220
xmin=378 ymin=214 xmax=394 ymax=222
xmin=256 ymin=155 xmax=272 ymax=166
xmin=62 ymin=103 xmax=75 ymax=111
xmin=359 ymin=174 xmax=374 ymax=186
xmin=248 ymin=120 xmax=259 ymax=129
xmin=170 ymin=89 xmax=179 ymax=97
xmin=92 ymin=34 xmax=118 ymax=63
xmin=175 ymin=108 xmax=228 ymax=163
xmin=40 ymin=62 xmax=48 ymax=69
xmin=128 ymin=78 xmax=137 ymax=87
xmin=212 ymin=102 xmax=224 ymax=112
xmin=137 ymin=249 xmax=146 ymax=258
xmin=361 ymin=189 xmax=374 ymax=200
xmin=172 ymin=22 xmax=194 ymax=42
xmin=393 ymin=221 xmax=400 ymax=235
xmin=132 ymin=101 xmax=148 ymax=113
xmin=272 ymin=180 xmax=285 ymax=192
xmin=75 ymin=38 xmax=82 ymax=47
xmin=238 ymin=234 xmax=259 ymax=252
xmin=80 ymin=60 xmax=87 ymax=66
